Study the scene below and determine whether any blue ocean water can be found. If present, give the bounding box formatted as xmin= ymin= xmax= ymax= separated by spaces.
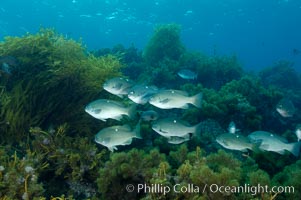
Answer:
xmin=0 ymin=0 xmax=300 ymax=72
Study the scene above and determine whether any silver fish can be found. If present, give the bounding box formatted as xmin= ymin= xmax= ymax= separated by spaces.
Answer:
xmin=0 ymin=56 xmax=19 ymax=74
xmin=276 ymin=98 xmax=296 ymax=118
xmin=178 ymin=69 xmax=197 ymax=80
xmin=103 ymin=77 xmax=135 ymax=98
xmin=152 ymin=118 xmax=201 ymax=138
xmin=248 ymin=131 xmax=301 ymax=157
xmin=149 ymin=89 xmax=202 ymax=109
xmin=140 ymin=110 xmax=159 ymax=121
xmin=85 ymin=99 xmax=136 ymax=121
xmin=95 ymin=123 xmax=141 ymax=152
xmin=216 ymin=133 xmax=253 ymax=152
xmin=128 ymin=84 xmax=158 ymax=104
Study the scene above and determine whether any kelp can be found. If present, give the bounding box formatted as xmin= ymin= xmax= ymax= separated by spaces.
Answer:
xmin=140 ymin=24 xmax=185 ymax=87
xmin=0 ymin=29 xmax=122 ymax=142
xmin=143 ymin=24 xmax=185 ymax=67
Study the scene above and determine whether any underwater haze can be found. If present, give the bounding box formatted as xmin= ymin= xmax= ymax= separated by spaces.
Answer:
xmin=1 ymin=0 xmax=301 ymax=200
xmin=0 ymin=0 xmax=301 ymax=71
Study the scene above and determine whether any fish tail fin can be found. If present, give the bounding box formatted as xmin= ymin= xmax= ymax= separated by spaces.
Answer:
xmin=192 ymin=92 xmax=203 ymax=108
xmin=193 ymin=122 xmax=202 ymax=136
xmin=134 ymin=120 xmax=142 ymax=139
xmin=127 ymin=104 xmax=137 ymax=119
xmin=287 ymin=142 xmax=301 ymax=157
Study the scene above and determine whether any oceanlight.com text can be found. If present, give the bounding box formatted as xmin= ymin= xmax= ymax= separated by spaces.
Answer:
xmin=125 ymin=183 xmax=295 ymax=196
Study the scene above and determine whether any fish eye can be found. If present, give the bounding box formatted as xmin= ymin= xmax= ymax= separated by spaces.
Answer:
xmin=113 ymin=83 xmax=122 ymax=89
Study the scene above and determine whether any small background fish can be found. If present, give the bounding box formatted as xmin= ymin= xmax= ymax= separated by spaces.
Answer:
xmin=0 ymin=56 xmax=19 ymax=74
xmin=276 ymin=98 xmax=296 ymax=118
xmin=177 ymin=69 xmax=197 ymax=80
xmin=103 ymin=77 xmax=135 ymax=98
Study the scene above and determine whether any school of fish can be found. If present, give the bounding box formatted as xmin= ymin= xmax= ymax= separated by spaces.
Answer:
xmin=85 ymin=76 xmax=301 ymax=157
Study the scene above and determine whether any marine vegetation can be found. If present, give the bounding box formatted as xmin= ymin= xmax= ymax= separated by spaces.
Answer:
xmin=0 ymin=24 xmax=300 ymax=200
xmin=97 ymin=148 xmax=166 ymax=200
xmin=0 ymin=147 xmax=44 ymax=199
xmin=259 ymin=60 xmax=301 ymax=91
xmin=140 ymin=24 xmax=185 ymax=87
xmin=273 ymin=160 xmax=301 ymax=199
xmin=0 ymin=28 xmax=122 ymax=142
xmin=182 ymin=52 xmax=244 ymax=90
xmin=143 ymin=24 xmax=185 ymax=67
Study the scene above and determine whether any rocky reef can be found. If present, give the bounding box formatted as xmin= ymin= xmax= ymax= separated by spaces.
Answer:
xmin=0 ymin=25 xmax=300 ymax=199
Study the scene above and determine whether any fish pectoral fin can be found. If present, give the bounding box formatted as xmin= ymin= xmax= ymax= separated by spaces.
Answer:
xmin=93 ymin=109 xmax=102 ymax=114
xmin=122 ymin=138 xmax=133 ymax=145
xmin=159 ymin=129 xmax=168 ymax=134
xmin=252 ymin=139 xmax=263 ymax=144
xmin=259 ymin=144 xmax=269 ymax=151
xmin=223 ymin=140 xmax=229 ymax=147
xmin=108 ymin=146 xmax=117 ymax=152
xmin=113 ymin=83 xmax=122 ymax=90
xmin=159 ymin=98 xmax=170 ymax=104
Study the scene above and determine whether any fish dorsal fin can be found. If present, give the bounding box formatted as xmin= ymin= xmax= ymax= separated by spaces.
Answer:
xmin=159 ymin=98 xmax=170 ymax=104
xmin=259 ymin=143 xmax=269 ymax=150
xmin=223 ymin=140 xmax=229 ymax=146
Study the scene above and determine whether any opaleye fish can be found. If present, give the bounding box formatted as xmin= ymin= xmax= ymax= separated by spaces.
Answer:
xmin=103 ymin=77 xmax=135 ymax=98
xmin=248 ymin=131 xmax=301 ymax=157
xmin=276 ymin=98 xmax=296 ymax=118
xmin=140 ymin=110 xmax=159 ymax=121
xmin=128 ymin=84 xmax=158 ymax=104
xmin=216 ymin=133 xmax=253 ymax=152
xmin=149 ymin=89 xmax=202 ymax=109
xmin=85 ymin=99 xmax=136 ymax=121
xmin=152 ymin=118 xmax=201 ymax=139
xmin=95 ymin=123 xmax=141 ymax=152
xmin=177 ymin=69 xmax=197 ymax=80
